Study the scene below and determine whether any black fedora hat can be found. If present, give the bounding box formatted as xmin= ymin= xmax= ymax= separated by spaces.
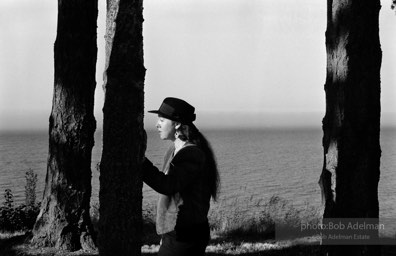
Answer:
xmin=148 ymin=97 xmax=196 ymax=123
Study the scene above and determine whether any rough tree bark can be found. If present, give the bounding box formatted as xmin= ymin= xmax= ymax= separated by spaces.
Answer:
xmin=98 ymin=0 xmax=146 ymax=255
xmin=319 ymin=0 xmax=382 ymax=255
xmin=32 ymin=0 xmax=98 ymax=251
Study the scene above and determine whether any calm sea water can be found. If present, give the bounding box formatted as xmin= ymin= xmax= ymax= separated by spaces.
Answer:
xmin=1 ymin=128 xmax=395 ymax=221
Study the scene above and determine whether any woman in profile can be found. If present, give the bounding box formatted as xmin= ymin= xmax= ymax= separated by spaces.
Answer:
xmin=142 ymin=97 xmax=220 ymax=256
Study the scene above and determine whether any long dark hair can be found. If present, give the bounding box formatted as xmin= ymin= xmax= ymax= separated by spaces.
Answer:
xmin=177 ymin=123 xmax=220 ymax=201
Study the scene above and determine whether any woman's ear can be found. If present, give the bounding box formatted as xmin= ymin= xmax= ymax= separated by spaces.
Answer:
xmin=174 ymin=122 xmax=181 ymax=130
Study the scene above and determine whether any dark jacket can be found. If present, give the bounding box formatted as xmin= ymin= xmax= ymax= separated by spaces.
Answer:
xmin=143 ymin=145 xmax=211 ymax=241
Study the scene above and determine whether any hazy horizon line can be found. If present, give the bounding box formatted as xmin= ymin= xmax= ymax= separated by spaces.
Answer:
xmin=1 ymin=111 xmax=395 ymax=133
xmin=1 ymin=124 xmax=396 ymax=134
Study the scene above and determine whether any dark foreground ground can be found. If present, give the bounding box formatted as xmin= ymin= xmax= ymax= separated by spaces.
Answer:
xmin=1 ymin=232 xmax=396 ymax=256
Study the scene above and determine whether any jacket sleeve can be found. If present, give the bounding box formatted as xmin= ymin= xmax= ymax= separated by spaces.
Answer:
xmin=142 ymin=147 xmax=204 ymax=195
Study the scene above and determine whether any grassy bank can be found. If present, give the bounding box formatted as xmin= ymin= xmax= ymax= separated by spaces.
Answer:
xmin=2 ymin=186 xmax=324 ymax=255
xmin=2 ymin=198 xmax=396 ymax=255
xmin=2 ymin=232 xmax=396 ymax=256
xmin=0 ymin=231 xmax=324 ymax=256
xmin=2 ymin=172 xmax=394 ymax=255
xmin=1 ymin=171 xmax=324 ymax=254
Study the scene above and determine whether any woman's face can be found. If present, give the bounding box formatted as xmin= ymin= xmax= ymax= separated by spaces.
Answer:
xmin=156 ymin=116 xmax=176 ymax=140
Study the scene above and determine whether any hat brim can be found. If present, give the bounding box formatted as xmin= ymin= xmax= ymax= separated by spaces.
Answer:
xmin=148 ymin=110 xmax=179 ymax=122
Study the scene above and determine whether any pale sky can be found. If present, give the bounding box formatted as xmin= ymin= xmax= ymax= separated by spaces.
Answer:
xmin=0 ymin=0 xmax=395 ymax=131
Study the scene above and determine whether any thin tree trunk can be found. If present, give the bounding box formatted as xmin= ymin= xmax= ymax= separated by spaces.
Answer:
xmin=98 ymin=0 xmax=146 ymax=255
xmin=319 ymin=0 xmax=382 ymax=255
xmin=32 ymin=0 xmax=98 ymax=251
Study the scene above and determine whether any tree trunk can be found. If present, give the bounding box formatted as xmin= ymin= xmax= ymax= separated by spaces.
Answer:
xmin=31 ymin=0 xmax=98 ymax=251
xmin=98 ymin=0 xmax=146 ymax=255
xmin=319 ymin=0 xmax=382 ymax=255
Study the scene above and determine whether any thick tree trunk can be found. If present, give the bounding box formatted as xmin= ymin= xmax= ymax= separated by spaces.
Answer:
xmin=98 ymin=0 xmax=146 ymax=255
xmin=319 ymin=0 xmax=382 ymax=255
xmin=31 ymin=0 xmax=98 ymax=251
